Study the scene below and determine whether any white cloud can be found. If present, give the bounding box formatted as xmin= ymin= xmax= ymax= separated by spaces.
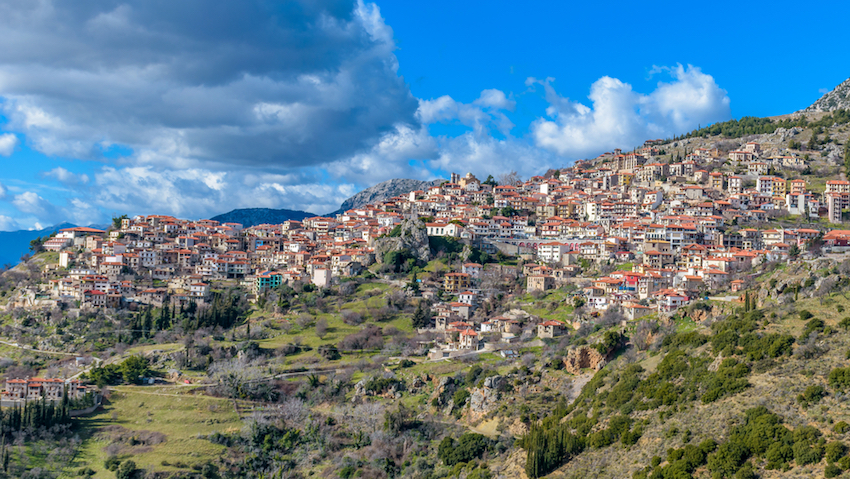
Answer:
xmin=0 ymin=0 xmax=419 ymax=169
xmin=0 ymin=215 xmax=18 ymax=231
xmin=0 ymin=182 xmax=6 ymax=199
xmin=474 ymin=89 xmax=516 ymax=110
xmin=429 ymin=133 xmax=558 ymax=180
xmin=42 ymin=166 xmax=89 ymax=185
xmin=418 ymin=89 xmax=516 ymax=137
xmin=91 ymin=166 xmax=353 ymax=218
xmin=0 ymin=133 xmax=18 ymax=156
xmin=529 ymin=64 xmax=730 ymax=158
xmin=327 ymin=124 xmax=437 ymax=185
xmin=67 ymin=198 xmax=101 ymax=226
xmin=12 ymin=191 xmax=61 ymax=222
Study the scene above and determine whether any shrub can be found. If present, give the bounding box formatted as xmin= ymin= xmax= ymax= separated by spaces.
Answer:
xmin=792 ymin=441 xmax=823 ymax=465
xmin=797 ymin=385 xmax=826 ymax=407
xmin=438 ymin=433 xmax=490 ymax=466
xmin=594 ymin=330 xmax=624 ymax=355
xmin=338 ymin=325 xmax=384 ymax=351
xmin=104 ymin=457 xmax=121 ymax=471
xmin=834 ymin=421 xmax=850 ymax=434
xmin=825 ymin=441 xmax=848 ymax=463
xmin=765 ymin=442 xmax=793 ymax=469
xmin=829 ymin=367 xmax=850 ymax=391
xmin=701 ymin=358 xmax=750 ymax=403
xmin=662 ymin=331 xmax=708 ymax=349
xmin=339 ymin=465 xmax=357 ymax=479
xmin=116 ymin=460 xmax=137 ymax=479
xmin=363 ymin=376 xmax=404 ymax=395
xmin=825 ymin=463 xmax=842 ymax=478
xmin=318 ymin=345 xmax=341 ymax=360
xmin=801 ymin=318 xmax=826 ymax=339
xmin=453 ymin=388 xmax=471 ymax=408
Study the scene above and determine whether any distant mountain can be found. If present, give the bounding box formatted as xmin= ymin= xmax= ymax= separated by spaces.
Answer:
xmin=0 ymin=222 xmax=76 ymax=267
xmin=328 ymin=178 xmax=444 ymax=216
xmin=803 ymin=77 xmax=850 ymax=112
xmin=210 ymin=208 xmax=315 ymax=228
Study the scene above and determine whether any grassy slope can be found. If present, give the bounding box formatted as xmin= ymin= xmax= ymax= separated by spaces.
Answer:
xmin=64 ymin=386 xmax=242 ymax=477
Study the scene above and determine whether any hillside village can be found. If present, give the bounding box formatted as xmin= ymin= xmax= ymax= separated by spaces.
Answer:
xmin=11 ymin=110 xmax=850 ymax=364
xmin=1 ymin=107 xmax=850 ymax=477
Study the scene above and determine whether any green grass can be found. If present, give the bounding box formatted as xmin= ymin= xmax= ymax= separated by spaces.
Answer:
xmin=124 ymin=342 xmax=183 ymax=356
xmin=64 ymin=386 xmax=242 ymax=477
xmin=517 ymin=289 xmax=576 ymax=323
xmin=674 ymin=315 xmax=699 ymax=333
xmin=422 ymin=259 xmax=446 ymax=273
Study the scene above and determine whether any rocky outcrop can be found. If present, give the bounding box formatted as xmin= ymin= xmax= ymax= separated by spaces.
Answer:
xmin=563 ymin=346 xmax=607 ymax=375
xmin=429 ymin=375 xmax=457 ymax=410
xmin=353 ymin=377 xmax=405 ymax=400
xmin=802 ymin=77 xmax=850 ymax=113
xmin=372 ymin=217 xmax=431 ymax=263
xmin=466 ymin=376 xmax=503 ymax=422
xmin=331 ymin=178 xmax=444 ymax=215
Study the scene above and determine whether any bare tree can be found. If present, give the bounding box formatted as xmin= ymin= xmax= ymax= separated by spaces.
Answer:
xmin=278 ymin=398 xmax=307 ymax=426
xmin=633 ymin=319 xmax=658 ymax=351
xmin=341 ymin=310 xmax=363 ymax=325
xmin=315 ymin=318 xmax=328 ymax=339
xmin=338 ymin=282 xmax=357 ymax=296
xmin=295 ymin=314 xmax=313 ymax=329
xmin=497 ymin=170 xmax=520 ymax=186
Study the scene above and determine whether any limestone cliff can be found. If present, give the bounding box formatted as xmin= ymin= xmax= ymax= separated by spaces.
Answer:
xmin=372 ymin=217 xmax=431 ymax=263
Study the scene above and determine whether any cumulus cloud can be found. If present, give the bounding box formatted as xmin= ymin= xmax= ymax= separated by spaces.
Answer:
xmin=42 ymin=167 xmax=89 ymax=185
xmin=418 ymin=89 xmax=516 ymax=137
xmin=326 ymin=124 xmax=437 ymax=184
xmin=91 ymin=166 xmax=353 ymax=218
xmin=429 ymin=133 xmax=558 ymax=180
xmin=0 ymin=0 xmax=418 ymax=169
xmin=0 ymin=133 xmax=17 ymax=156
xmin=529 ymin=64 xmax=730 ymax=158
xmin=12 ymin=191 xmax=62 ymax=223
xmin=0 ymin=215 xmax=18 ymax=231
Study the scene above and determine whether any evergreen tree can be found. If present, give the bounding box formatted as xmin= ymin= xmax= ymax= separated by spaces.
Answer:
xmin=411 ymin=301 xmax=430 ymax=329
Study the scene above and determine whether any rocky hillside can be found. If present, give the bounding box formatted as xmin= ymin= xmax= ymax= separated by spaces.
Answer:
xmin=803 ymin=77 xmax=850 ymax=112
xmin=209 ymin=208 xmax=314 ymax=228
xmin=372 ymin=216 xmax=431 ymax=262
xmin=329 ymin=177 xmax=444 ymax=215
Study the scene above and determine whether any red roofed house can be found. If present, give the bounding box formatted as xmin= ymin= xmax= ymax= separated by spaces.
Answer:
xmin=537 ymin=320 xmax=565 ymax=338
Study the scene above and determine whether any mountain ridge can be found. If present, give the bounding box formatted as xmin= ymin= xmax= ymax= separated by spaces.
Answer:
xmin=209 ymin=208 xmax=314 ymax=228
xmin=803 ymin=77 xmax=850 ymax=112
xmin=327 ymin=177 xmax=445 ymax=216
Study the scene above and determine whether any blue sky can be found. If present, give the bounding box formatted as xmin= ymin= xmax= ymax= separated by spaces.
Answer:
xmin=380 ymin=0 xmax=849 ymax=119
xmin=0 ymin=0 xmax=847 ymax=230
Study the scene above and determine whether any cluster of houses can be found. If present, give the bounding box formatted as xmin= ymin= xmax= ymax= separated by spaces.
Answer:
xmin=17 ymin=137 xmax=850 ymax=357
